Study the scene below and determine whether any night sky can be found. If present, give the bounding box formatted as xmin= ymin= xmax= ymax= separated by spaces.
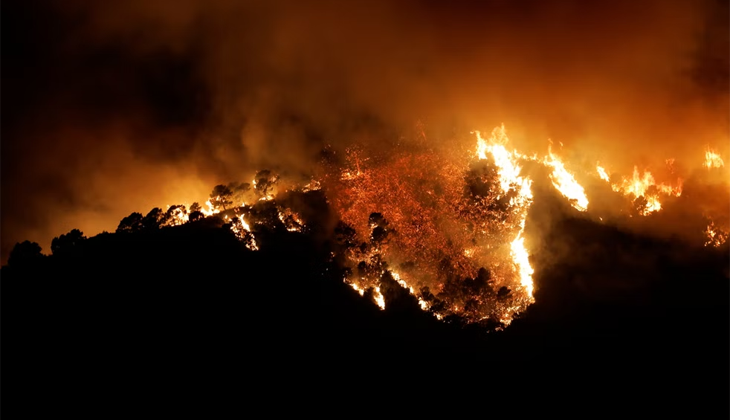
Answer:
xmin=2 ymin=0 xmax=728 ymax=263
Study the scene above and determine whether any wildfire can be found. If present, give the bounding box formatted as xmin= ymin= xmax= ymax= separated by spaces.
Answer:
xmin=704 ymin=148 xmax=725 ymax=169
xmin=155 ymin=125 xmax=723 ymax=329
xmin=610 ymin=166 xmax=682 ymax=216
xmin=321 ymin=124 xmax=538 ymax=325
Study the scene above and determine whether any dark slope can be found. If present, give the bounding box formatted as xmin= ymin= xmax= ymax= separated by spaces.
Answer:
xmin=3 ymin=206 xmax=728 ymax=415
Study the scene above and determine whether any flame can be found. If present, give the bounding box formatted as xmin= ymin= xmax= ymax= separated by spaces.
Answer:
xmin=611 ymin=166 xmax=681 ymax=215
xmin=201 ymin=199 xmax=220 ymax=217
xmin=510 ymin=221 xmax=534 ymax=297
xmin=166 ymin=204 xmax=190 ymax=226
xmin=475 ymin=126 xmax=535 ymax=303
xmin=390 ymin=271 xmax=431 ymax=311
xmin=640 ymin=195 xmax=662 ymax=216
xmin=475 ymin=126 xmax=532 ymax=206
xmin=349 ymin=281 xmax=366 ymax=296
xmin=542 ymin=147 xmax=589 ymax=212
xmin=230 ymin=215 xmax=259 ymax=250
xmin=704 ymin=148 xmax=725 ymax=169
xmin=704 ymin=221 xmax=728 ymax=247
xmin=278 ymin=209 xmax=304 ymax=232
xmin=596 ymin=164 xmax=610 ymax=182
xmin=373 ymin=287 xmax=386 ymax=310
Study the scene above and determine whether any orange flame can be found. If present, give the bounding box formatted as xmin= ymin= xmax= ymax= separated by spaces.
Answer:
xmin=704 ymin=148 xmax=725 ymax=169
xmin=542 ymin=147 xmax=589 ymax=212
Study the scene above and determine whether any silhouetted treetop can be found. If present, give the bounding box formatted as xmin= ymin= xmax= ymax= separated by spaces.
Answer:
xmin=8 ymin=240 xmax=45 ymax=267
xmin=117 ymin=212 xmax=144 ymax=234
xmin=228 ymin=182 xmax=252 ymax=205
xmin=143 ymin=208 xmax=165 ymax=230
xmin=334 ymin=221 xmax=358 ymax=249
xmin=210 ymin=185 xmax=234 ymax=211
xmin=189 ymin=211 xmax=204 ymax=222
xmin=51 ymin=229 xmax=87 ymax=256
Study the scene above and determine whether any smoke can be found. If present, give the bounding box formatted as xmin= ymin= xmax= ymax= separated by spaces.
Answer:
xmin=2 ymin=0 xmax=727 ymax=262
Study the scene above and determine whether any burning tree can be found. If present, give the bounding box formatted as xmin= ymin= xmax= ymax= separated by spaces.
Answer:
xmin=209 ymin=185 xmax=234 ymax=211
xmin=253 ymin=170 xmax=279 ymax=199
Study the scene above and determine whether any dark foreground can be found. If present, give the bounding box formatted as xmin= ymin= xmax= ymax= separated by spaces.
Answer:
xmin=3 ymin=211 xmax=728 ymax=416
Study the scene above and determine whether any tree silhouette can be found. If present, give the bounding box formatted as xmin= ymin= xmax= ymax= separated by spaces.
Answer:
xmin=51 ymin=229 xmax=87 ymax=256
xmin=189 ymin=211 xmax=204 ymax=222
xmin=189 ymin=202 xmax=202 ymax=213
xmin=8 ymin=241 xmax=45 ymax=267
xmin=210 ymin=185 xmax=233 ymax=211
xmin=117 ymin=212 xmax=144 ymax=233
xmin=334 ymin=221 xmax=358 ymax=249
xmin=142 ymin=208 xmax=165 ymax=230
xmin=228 ymin=182 xmax=252 ymax=206
xmin=368 ymin=212 xmax=392 ymax=244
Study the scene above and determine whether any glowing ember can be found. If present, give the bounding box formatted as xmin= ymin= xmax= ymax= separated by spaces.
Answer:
xmin=704 ymin=148 xmax=725 ymax=169
xmin=302 ymin=179 xmax=322 ymax=192
xmin=278 ymin=209 xmax=305 ymax=232
xmin=704 ymin=221 xmax=728 ymax=247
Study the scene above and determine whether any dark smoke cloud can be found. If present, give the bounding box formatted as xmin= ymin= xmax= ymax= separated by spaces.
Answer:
xmin=2 ymin=0 xmax=727 ymax=262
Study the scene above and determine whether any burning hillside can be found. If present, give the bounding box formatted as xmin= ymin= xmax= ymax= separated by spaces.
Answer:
xmin=97 ymin=123 xmax=721 ymax=329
